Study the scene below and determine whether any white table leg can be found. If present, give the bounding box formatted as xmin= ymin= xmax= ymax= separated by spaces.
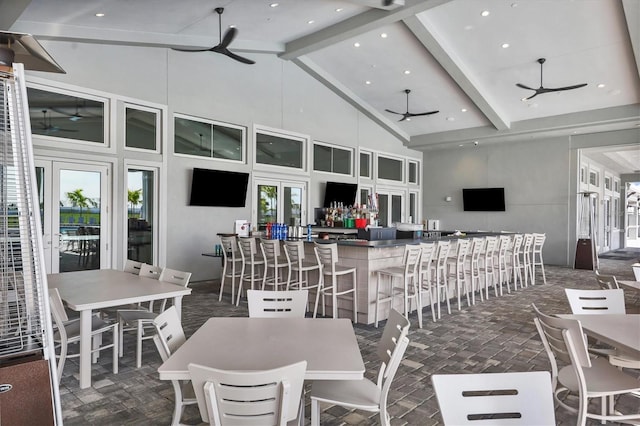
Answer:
xmin=173 ymin=296 xmax=184 ymax=319
xmin=79 ymin=309 xmax=92 ymax=389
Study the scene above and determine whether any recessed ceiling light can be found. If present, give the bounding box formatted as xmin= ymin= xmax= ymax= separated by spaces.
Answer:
xmin=95 ymin=12 xmax=105 ymax=17
xmin=335 ymin=8 xmax=343 ymax=12
xmin=380 ymin=33 xmax=388 ymax=38
xmin=403 ymin=70 xmax=411 ymax=75
xmin=481 ymin=10 xmax=490 ymax=17
xmin=270 ymin=3 xmax=279 ymax=7
xmin=501 ymin=43 xmax=510 ymax=49
xmin=307 ymin=20 xmax=315 ymax=24
xmin=354 ymin=42 xmax=360 ymax=47
xmin=597 ymin=83 xmax=605 ymax=88
xmin=459 ymin=144 xmax=464 ymax=147
xmin=229 ymin=25 xmax=236 ymax=28
xmin=461 ymin=108 xmax=468 ymax=112
xmin=365 ymin=80 xmax=371 ymax=85
xmin=446 ymin=117 xmax=455 ymax=121
xmin=406 ymin=118 xmax=411 ymax=122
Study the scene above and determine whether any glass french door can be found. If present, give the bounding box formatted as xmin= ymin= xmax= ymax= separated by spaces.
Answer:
xmin=377 ymin=188 xmax=405 ymax=227
xmin=126 ymin=167 xmax=156 ymax=265
xmin=36 ymin=159 xmax=110 ymax=273
xmin=254 ymin=179 xmax=306 ymax=230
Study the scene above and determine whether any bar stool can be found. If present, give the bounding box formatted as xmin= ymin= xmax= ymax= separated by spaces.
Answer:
xmin=375 ymin=245 xmax=422 ymax=328
xmin=508 ymin=234 xmax=524 ymax=290
xmin=284 ymin=240 xmax=321 ymax=312
xmin=219 ymin=235 xmax=242 ymax=302
xmin=433 ymin=241 xmax=451 ymax=320
xmin=465 ymin=237 xmax=484 ymax=304
xmin=531 ymin=233 xmax=547 ymax=285
xmin=313 ymin=242 xmax=357 ymax=322
xmin=478 ymin=236 xmax=497 ymax=299
xmin=260 ymin=239 xmax=290 ymax=291
xmin=419 ymin=242 xmax=437 ymax=322
xmin=493 ymin=236 xmax=512 ymax=296
xmin=236 ymin=237 xmax=267 ymax=306
xmin=447 ymin=239 xmax=470 ymax=309
xmin=521 ymin=233 xmax=534 ymax=287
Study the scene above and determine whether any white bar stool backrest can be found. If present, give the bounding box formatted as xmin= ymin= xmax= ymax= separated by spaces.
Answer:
xmin=470 ymin=238 xmax=484 ymax=263
xmin=511 ymin=234 xmax=523 ymax=255
xmin=594 ymin=270 xmax=620 ymax=290
xmin=435 ymin=241 xmax=451 ymax=268
xmin=314 ymin=242 xmax=339 ymax=273
xmin=564 ymin=288 xmax=626 ymax=314
xmin=454 ymin=239 xmax=470 ymax=262
xmin=238 ymin=237 xmax=261 ymax=261
xmin=260 ymin=239 xmax=282 ymax=260
xmin=220 ymin=236 xmax=239 ymax=261
xmin=283 ymin=240 xmax=304 ymax=265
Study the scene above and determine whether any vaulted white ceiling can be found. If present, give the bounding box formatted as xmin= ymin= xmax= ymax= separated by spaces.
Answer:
xmin=2 ymin=0 xmax=639 ymax=170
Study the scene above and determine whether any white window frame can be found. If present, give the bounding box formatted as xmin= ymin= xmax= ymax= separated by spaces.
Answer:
xmin=408 ymin=190 xmax=420 ymax=224
xmin=312 ymin=141 xmax=354 ymax=176
xmin=359 ymin=150 xmax=373 ymax=180
xmin=376 ymin=153 xmax=405 ymax=184
xmin=589 ymin=169 xmax=599 ymax=187
xmin=124 ymin=102 xmax=162 ymax=154
xmin=251 ymin=174 xmax=310 ymax=227
xmin=408 ymin=160 xmax=420 ymax=186
xmin=27 ymin=79 xmax=113 ymax=154
xmin=124 ymin=162 xmax=160 ymax=266
xmin=173 ymin=113 xmax=246 ymax=164
xmin=604 ymin=174 xmax=612 ymax=192
xmin=253 ymin=124 xmax=309 ymax=175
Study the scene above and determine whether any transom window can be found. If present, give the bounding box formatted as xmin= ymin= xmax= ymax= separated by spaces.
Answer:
xmin=254 ymin=126 xmax=307 ymax=171
xmin=27 ymin=86 xmax=106 ymax=144
xmin=125 ymin=104 xmax=160 ymax=152
xmin=377 ymin=155 xmax=404 ymax=182
xmin=174 ymin=114 xmax=245 ymax=162
xmin=408 ymin=161 xmax=419 ymax=185
xmin=360 ymin=151 xmax=372 ymax=179
xmin=313 ymin=142 xmax=352 ymax=175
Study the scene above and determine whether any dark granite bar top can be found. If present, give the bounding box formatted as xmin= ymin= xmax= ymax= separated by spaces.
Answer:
xmin=309 ymin=231 xmax=509 ymax=248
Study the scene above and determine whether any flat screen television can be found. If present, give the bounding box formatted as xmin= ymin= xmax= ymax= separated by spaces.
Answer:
xmin=189 ymin=168 xmax=249 ymax=207
xmin=462 ymin=187 xmax=505 ymax=212
xmin=323 ymin=181 xmax=358 ymax=207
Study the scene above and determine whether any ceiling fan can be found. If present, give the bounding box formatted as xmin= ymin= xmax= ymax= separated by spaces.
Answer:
xmin=516 ymin=58 xmax=587 ymax=100
xmin=172 ymin=7 xmax=255 ymax=65
xmin=37 ymin=109 xmax=77 ymax=134
xmin=385 ymin=89 xmax=439 ymax=122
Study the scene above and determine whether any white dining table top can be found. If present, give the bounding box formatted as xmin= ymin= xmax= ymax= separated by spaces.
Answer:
xmin=47 ymin=269 xmax=191 ymax=311
xmin=558 ymin=314 xmax=640 ymax=357
xmin=618 ymin=280 xmax=640 ymax=292
xmin=158 ymin=317 xmax=365 ymax=381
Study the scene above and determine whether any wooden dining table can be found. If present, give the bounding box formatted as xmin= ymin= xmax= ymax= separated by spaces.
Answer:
xmin=558 ymin=314 xmax=640 ymax=357
xmin=47 ymin=269 xmax=192 ymax=388
xmin=158 ymin=317 xmax=365 ymax=382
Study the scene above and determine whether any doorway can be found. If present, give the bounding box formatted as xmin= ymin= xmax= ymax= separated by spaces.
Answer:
xmin=253 ymin=178 xmax=306 ymax=230
xmin=36 ymin=159 xmax=110 ymax=273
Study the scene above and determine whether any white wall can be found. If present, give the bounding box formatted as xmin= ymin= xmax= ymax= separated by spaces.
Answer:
xmin=423 ymin=136 xmax=571 ymax=265
xmin=29 ymin=41 xmax=422 ymax=281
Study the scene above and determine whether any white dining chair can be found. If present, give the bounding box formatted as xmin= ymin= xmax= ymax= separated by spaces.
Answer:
xmin=123 ymin=259 xmax=143 ymax=274
xmin=432 ymin=371 xmax=556 ymax=425
xmin=247 ymin=289 xmax=308 ymax=318
xmin=310 ymin=309 xmax=410 ymax=426
xmin=188 ymin=360 xmax=307 ymax=426
xmin=564 ymin=288 xmax=639 ymax=369
xmin=532 ymin=304 xmax=640 ymax=425
xmin=118 ymin=267 xmax=191 ymax=368
xmin=152 ymin=306 xmax=197 ymax=426
xmin=49 ymin=287 xmax=118 ymax=383
xmin=531 ymin=233 xmax=547 ymax=284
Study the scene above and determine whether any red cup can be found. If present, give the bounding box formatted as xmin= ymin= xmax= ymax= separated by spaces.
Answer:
xmin=355 ymin=218 xmax=367 ymax=229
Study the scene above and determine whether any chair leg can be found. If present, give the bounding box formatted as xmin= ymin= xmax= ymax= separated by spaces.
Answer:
xmin=311 ymin=398 xmax=321 ymax=426
xmin=112 ymin=325 xmax=119 ymax=374
xmin=352 ymin=271 xmax=357 ymax=324
xmin=136 ymin=321 xmax=143 ymax=368
xmin=171 ymin=380 xmax=184 ymax=426
xmin=313 ymin=277 xmax=323 ymax=318
xmin=118 ymin=318 xmax=124 ymax=357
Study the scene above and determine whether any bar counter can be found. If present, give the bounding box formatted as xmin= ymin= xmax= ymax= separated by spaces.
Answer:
xmin=303 ymin=230 xmax=504 ymax=325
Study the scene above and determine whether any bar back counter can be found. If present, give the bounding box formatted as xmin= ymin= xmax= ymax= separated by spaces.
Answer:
xmin=304 ymin=230 xmax=506 ymax=325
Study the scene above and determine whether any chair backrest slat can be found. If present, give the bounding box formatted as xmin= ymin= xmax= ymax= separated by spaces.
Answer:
xmin=124 ymin=259 xmax=143 ymax=274
xmin=432 ymin=371 xmax=556 ymax=425
xmin=159 ymin=268 xmax=192 ymax=287
xmin=247 ymin=290 xmax=308 ymax=318
xmin=139 ymin=263 xmax=163 ymax=279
